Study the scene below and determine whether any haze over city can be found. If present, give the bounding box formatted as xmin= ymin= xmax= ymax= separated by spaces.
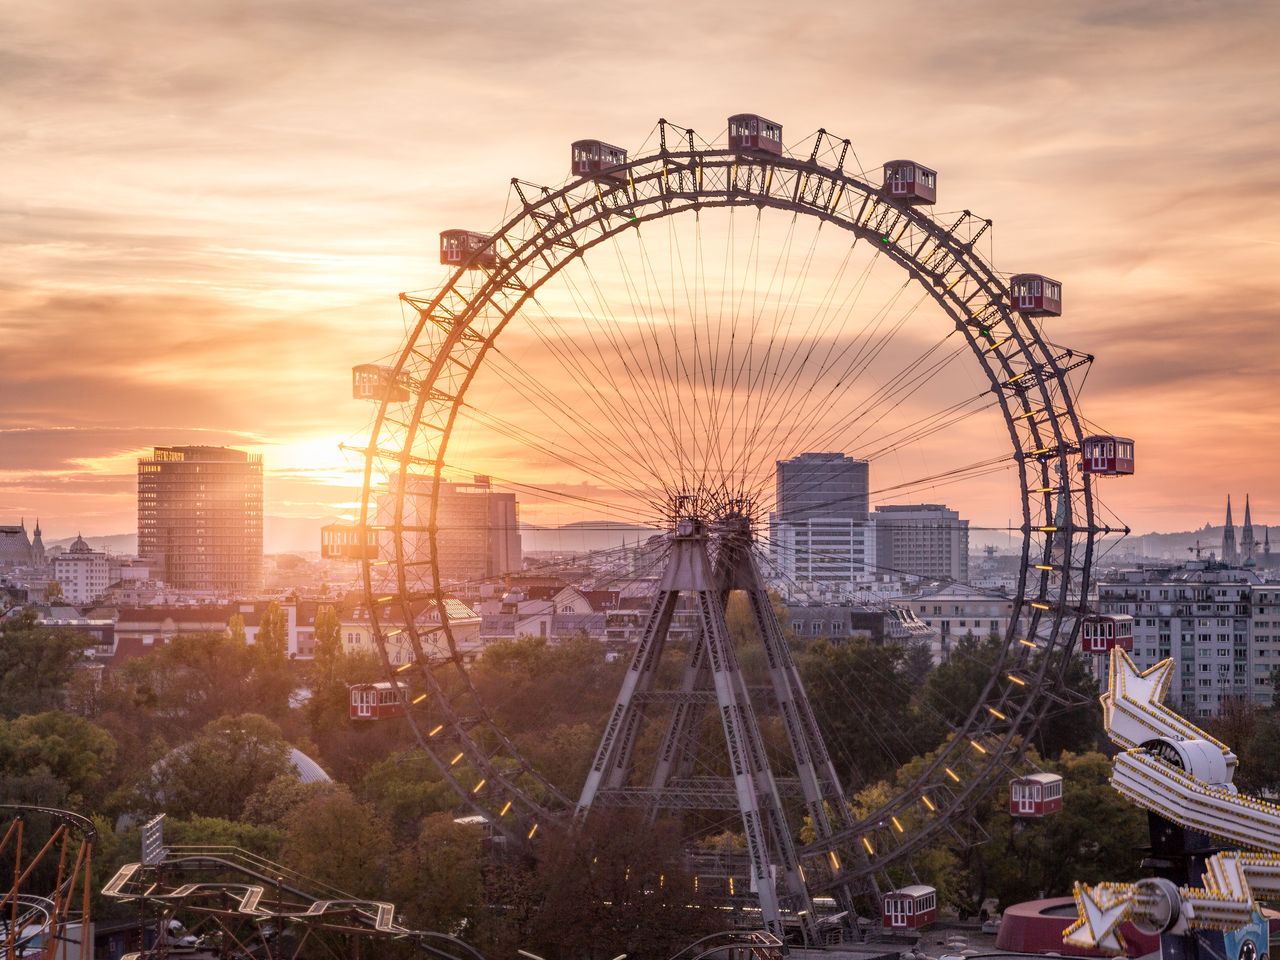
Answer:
xmin=3 ymin=0 xmax=1279 ymax=542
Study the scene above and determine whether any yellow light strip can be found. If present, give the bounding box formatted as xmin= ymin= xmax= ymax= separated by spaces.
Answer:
xmin=828 ymin=851 xmax=841 ymax=871
xmin=412 ymin=693 xmax=427 ymax=704
xmin=1031 ymin=601 xmax=1052 ymax=610
xmin=891 ymin=816 xmax=905 ymax=833
xmin=1019 ymin=639 xmax=1038 ymax=649
xmin=921 ymin=795 xmax=936 ymax=812
xmin=945 ymin=767 xmax=961 ymax=783
xmin=428 ymin=724 xmax=444 ymax=737
xmin=1007 ymin=674 xmax=1028 ymax=687
xmin=450 ymin=752 xmax=464 ymax=766
xmin=988 ymin=706 xmax=1008 ymax=720
xmin=970 ymin=739 xmax=988 ymax=754
xmin=527 ymin=824 xmax=539 ymax=840
xmin=472 ymin=779 xmax=486 ymax=794
xmin=1035 ymin=564 xmax=1055 ymax=571
xmin=396 ymin=661 xmax=413 ymax=673
xmin=499 ymin=801 xmax=512 ymax=816
xmin=862 ymin=837 xmax=875 ymax=855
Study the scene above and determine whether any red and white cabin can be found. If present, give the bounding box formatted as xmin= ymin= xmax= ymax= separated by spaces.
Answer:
xmin=1009 ymin=274 xmax=1062 ymax=316
xmin=882 ymin=885 xmax=938 ymax=930
xmin=352 ymin=364 xmax=410 ymax=403
xmin=727 ymin=114 xmax=783 ymax=155
xmin=1009 ymin=772 xmax=1064 ymax=817
xmin=571 ymin=140 xmax=628 ymax=180
xmin=882 ymin=160 xmax=937 ymax=205
xmin=320 ymin=521 xmax=378 ymax=561
xmin=1081 ymin=614 xmax=1134 ymax=654
xmin=349 ymin=681 xmax=406 ymax=721
xmin=440 ymin=230 xmax=497 ymax=270
xmin=1082 ymin=435 xmax=1135 ymax=476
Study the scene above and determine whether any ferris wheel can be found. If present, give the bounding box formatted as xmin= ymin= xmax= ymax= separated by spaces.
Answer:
xmin=343 ymin=114 xmax=1131 ymax=939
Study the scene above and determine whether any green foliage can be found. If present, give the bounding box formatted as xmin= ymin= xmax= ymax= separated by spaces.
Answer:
xmin=490 ymin=813 xmax=722 ymax=960
xmin=311 ymin=604 xmax=343 ymax=686
xmin=255 ymin=601 xmax=288 ymax=666
xmin=388 ymin=813 xmax=486 ymax=934
xmin=0 ymin=711 xmax=117 ymax=805
xmin=357 ymin=752 xmax=458 ymax=841
xmin=143 ymin=713 xmax=295 ymax=820
xmin=796 ymin=637 xmax=937 ymax=786
xmin=960 ymin=750 xmax=1148 ymax=909
xmin=242 ymin=773 xmax=336 ymax=828
xmin=280 ymin=785 xmax=393 ymax=899
xmin=0 ymin=611 xmax=89 ymax=718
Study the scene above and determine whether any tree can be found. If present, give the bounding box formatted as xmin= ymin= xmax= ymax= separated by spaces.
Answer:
xmin=280 ymin=786 xmax=393 ymax=899
xmin=357 ymin=751 xmax=458 ymax=841
xmin=504 ymin=813 xmax=723 ymax=960
xmin=44 ymin=580 xmax=63 ymax=601
xmin=796 ymin=637 xmax=935 ymax=786
xmin=255 ymin=601 xmax=288 ymax=665
xmin=0 ymin=611 xmax=89 ymax=718
xmin=243 ymin=773 xmax=335 ymax=828
xmin=388 ymin=813 xmax=486 ymax=934
xmin=0 ymin=711 xmax=117 ymax=804
xmin=311 ymin=604 xmax=344 ymax=686
xmin=144 ymin=713 xmax=295 ymax=820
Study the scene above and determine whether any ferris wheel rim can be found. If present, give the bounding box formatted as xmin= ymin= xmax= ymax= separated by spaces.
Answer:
xmin=357 ymin=128 xmax=1100 ymax=883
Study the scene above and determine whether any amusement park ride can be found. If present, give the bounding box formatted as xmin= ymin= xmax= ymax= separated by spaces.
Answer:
xmin=326 ymin=111 xmax=1151 ymax=943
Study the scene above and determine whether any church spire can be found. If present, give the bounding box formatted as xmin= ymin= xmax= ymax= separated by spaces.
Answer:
xmin=1242 ymin=495 xmax=1257 ymax=564
xmin=1223 ymin=495 xmax=1238 ymax=565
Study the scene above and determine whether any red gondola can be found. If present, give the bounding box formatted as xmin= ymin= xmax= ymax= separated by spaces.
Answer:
xmin=882 ymin=885 xmax=938 ymax=930
xmin=1082 ymin=435 xmax=1135 ymax=476
xmin=1009 ymin=772 xmax=1063 ymax=817
xmin=727 ymin=114 xmax=783 ymax=156
xmin=882 ymin=160 xmax=937 ymax=205
xmin=570 ymin=140 xmax=628 ymax=180
xmin=349 ymin=681 xmax=406 ymax=720
xmin=1080 ymin=614 xmax=1134 ymax=654
xmin=321 ymin=522 xmax=377 ymax=561
xmin=1009 ymin=274 xmax=1062 ymax=317
xmin=439 ymin=230 xmax=497 ymax=269
xmin=352 ymin=364 xmax=410 ymax=403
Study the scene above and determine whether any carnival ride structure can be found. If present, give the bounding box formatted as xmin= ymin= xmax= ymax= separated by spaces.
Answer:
xmin=336 ymin=113 xmax=1137 ymax=940
xmin=1064 ymin=648 xmax=1280 ymax=958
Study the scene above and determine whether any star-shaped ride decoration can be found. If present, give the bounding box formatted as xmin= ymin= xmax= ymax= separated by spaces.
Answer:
xmin=1101 ymin=650 xmax=1231 ymax=762
xmin=1064 ymin=881 xmax=1134 ymax=953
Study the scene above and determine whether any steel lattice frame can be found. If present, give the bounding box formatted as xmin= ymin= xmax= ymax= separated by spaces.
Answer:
xmin=356 ymin=121 xmax=1107 ymax=902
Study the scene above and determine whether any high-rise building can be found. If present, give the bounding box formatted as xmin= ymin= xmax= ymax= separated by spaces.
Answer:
xmin=872 ymin=504 xmax=969 ymax=583
xmin=775 ymin=452 xmax=869 ymax=522
xmin=376 ymin=474 xmax=521 ymax=590
xmin=769 ymin=453 xmax=874 ymax=592
xmin=137 ymin=446 xmax=263 ymax=595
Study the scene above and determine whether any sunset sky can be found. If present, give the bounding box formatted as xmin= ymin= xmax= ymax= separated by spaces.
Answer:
xmin=3 ymin=0 xmax=1278 ymax=545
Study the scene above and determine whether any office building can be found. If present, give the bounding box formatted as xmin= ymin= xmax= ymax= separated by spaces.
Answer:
xmin=137 ymin=446 xmax=263 ymax=595
xmin=377 ymin=474 xmax=521 ymax=590
xmin=769 ymin=453 xmax=874 ymax=591
xmin=873 ymin=504 xmax=969 ymax=583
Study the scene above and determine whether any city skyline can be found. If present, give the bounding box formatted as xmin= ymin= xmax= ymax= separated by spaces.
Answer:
xmin=3 ymin=1 xmax=1279 ymax=538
